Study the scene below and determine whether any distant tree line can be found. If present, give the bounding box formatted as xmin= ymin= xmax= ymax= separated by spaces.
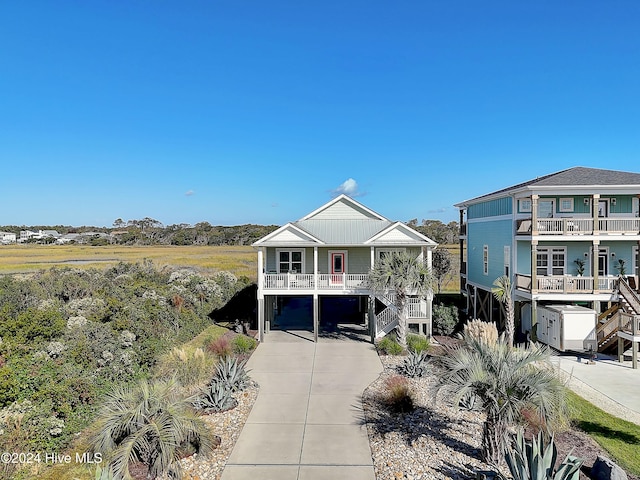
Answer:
xmin=1 ymin=217 xmax=458 ymax=247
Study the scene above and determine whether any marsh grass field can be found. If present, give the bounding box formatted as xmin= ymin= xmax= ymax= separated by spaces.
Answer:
xmin=0 ymin=244 xmax=258 ymax=279
xmin=0 ymin=244 xmax=461 ymax=291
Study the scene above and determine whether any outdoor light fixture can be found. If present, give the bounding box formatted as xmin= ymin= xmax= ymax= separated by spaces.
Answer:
xmin=583 ymin=198 xmax=590 ymax=205
xmin=611 ymin=252 xmax=616 ymax=257
xmin=611 ymin=198 xmax=617 ymax=205
xmin=584 ymin=252 xmax=589 ymax=257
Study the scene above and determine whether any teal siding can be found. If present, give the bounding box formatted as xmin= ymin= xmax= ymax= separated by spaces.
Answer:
xmin=467 ymin=219 xmax=512 ymax=290
xmin=608 ymin=195 xmax=634 ymax=214
xmin=468 ymin=197 xmax=512 ymax=219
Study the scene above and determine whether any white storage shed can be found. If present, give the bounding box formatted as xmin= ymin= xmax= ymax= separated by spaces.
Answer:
xmin=535 ymin=305 xmax=597 ymax=352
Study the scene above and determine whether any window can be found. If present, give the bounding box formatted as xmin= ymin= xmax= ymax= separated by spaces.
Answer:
xmin=536 ymin=247 xmax=566 ymax=275
xmin=278 ymin=250 xmax=304 ymax=273
xmin=504 ymin=246 xmax=510 ymax=276
xmin=377 ymin=248 xmax=405 ymax=261
xmin=483 ymin=245 xmax=489 ymax=275
xmin=518 ymin=199 xmax=532 ymax=213
xmin=559 ymin=198 xmax=574 ymax=212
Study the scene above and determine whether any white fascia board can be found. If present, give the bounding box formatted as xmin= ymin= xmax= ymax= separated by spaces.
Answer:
xmin=365 ymin=222 xmax=437 ymax=246
xmin=300 ymin=194 xmax=388 ymax=221
xmin=251 ymin=223 xmax=324 ymax=247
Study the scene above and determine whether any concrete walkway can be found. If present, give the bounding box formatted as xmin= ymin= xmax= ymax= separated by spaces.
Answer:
xmin=551 ymin=351 xmax=640 ymax=424
xmin=221 ymin=329 xmax=383 ymax=480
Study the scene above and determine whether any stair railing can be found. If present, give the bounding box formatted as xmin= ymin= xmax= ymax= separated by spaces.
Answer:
xmin=618 ymin=276 xmax=640 ymax=315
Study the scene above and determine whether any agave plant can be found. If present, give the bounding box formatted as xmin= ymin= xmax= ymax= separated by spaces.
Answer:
xmin=398 ymin=349 xmax=429 ymax=378
xmin=192 ymin=379 xmax=238 ymax=413
xmin=214 ymin=355 xmax=251 ymax=392
xmin=502 ymin=430 xmax=583 ymax=480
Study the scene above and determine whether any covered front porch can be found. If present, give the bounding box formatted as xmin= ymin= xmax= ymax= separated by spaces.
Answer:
xmin=515 ymin=274 xmax=620 ymax=294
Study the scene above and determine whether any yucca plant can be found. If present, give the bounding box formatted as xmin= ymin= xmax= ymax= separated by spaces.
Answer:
xmin=502 ymin=429 xmax=583 ymax=480
xmin=214 ymin=355 xmax=251 ymax=392
xmin=398 ymin=349 xmax=429 ymax=378
xmin=192 ymin=379 xmax=238 ymax=413
xmin=90 ymin=377 xmax=217 ymax=480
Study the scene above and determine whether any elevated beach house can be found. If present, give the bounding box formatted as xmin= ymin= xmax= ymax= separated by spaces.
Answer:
xmin=252 ymin=194 xmax=437 ymax=342
xmin=456 ymin=167 xmax=640 ymax=363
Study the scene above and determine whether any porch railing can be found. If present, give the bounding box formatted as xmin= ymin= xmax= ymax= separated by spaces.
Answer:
xmin=516 ymin=217 xmax=640 ymax=235
xmin=515 ymin=274 xmax=617 ymax=293
xmin=262 ymin=273 xmax=369 ymax=290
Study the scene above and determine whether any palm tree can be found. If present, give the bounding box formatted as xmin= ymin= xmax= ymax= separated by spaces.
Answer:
xmin=368 ymin=250 xmax=433 ymax=349
xmin=432 ymin=335 xmax=566 ymax=466
xmin=90 ymin=377 xmax=217 ymax=480
xmin=492 ymin=275 xmax=515 ymax=346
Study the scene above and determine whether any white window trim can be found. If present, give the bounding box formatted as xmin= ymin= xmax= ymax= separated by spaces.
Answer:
xmin=536 ymin=246 xmax=567 ymax=276
xmin=275 ymin=248 xmax=305 ymax=274
xmin=518 ymin=199 xmax=532 ymax=213
xmin=559 ymin=197 xmax=574 ymax=212
xmin=483 ymin=245 xmax=489 ymax=275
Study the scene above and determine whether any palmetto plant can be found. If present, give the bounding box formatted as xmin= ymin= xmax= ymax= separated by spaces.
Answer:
xmin=368 ymin=251 xmax=433 ymax=350
xmin=433 ymin=335 xmax=566 ymax=466
xmin=90 ymin=377 xmax=216 ymax=480
xmin=492 ymin=275 xmax=515 ymax=346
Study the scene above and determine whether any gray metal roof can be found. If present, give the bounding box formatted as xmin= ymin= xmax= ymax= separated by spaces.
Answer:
xmin=457 ymin=167 xmax=640 ymax=205
xmin=294 ymin=219 xmax=393 ymax=245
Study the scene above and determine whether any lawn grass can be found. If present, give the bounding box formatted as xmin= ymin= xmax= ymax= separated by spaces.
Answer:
xmin=0 ymin=244 xmax=257 ymax=279
xmin=567 ymin=389 xmax=640 ymax=476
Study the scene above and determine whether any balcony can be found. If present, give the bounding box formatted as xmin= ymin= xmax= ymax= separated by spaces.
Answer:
xmin=516 ymin=217 xmax=640 ymax=236
xmin=515 ymin=274 xmax=618 ymax=294
xmin=262 ymin=273 xmax=369 ymax=291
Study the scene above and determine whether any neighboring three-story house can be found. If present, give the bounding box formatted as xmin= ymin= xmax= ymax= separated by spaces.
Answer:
xmin=456 ymin=167 xmax=640 ymax=360
xmin=252 ymin=194 xmax=437 ymax=342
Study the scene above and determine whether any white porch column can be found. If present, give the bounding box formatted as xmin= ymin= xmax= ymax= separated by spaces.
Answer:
xmin=314 ymin=247 xmax=318 ymax=290
xmin=257 ymin=248 xmax=265 ymax=341
xmin=426 ymin=247 xmax=433 ymax=270
xmin=370 ymin=246 xmax=375 ymax=269
xmin=313 ymin=293 xmax=319 ymax=342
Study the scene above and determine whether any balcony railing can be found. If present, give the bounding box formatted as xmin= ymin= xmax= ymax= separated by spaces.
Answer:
xmin=516 ymin=217 xmax=640 ymax=236
xmin=515 ymin=274 xmax=618 ymax=294
xmin=262 ymin=273 xmax=369 ymax=291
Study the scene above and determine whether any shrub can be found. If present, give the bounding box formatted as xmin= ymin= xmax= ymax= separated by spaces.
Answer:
xmin=463 ymin=318 xmax=498 ymax=346
xmin=432 ymin=304 xmax=459 ymax=335
xmin=382 ymin=374 xmax=414 ymax=413
xmin=399 ymin=350 xmax=429 ymax=378
xmin=406 ymin=333 xmax=429 ymax=353
xmin=232 ymin=334 xmax=257 ymax=355
xmin=205 ymin=335 xmax=233 ymax=358
xmin=377 ymin=335 xmax=403 ymax=355
xmin=156 ymin=347 xmax=215 ymax=390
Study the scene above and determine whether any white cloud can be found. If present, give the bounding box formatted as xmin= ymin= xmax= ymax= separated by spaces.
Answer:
xmin=332 ymin=178 xmax=363 ymax=197
xmin=185 ymin=190 xmax=195 ymax=196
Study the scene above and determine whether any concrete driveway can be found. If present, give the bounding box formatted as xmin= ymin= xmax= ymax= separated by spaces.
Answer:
xmin=221 ymin=330 xmax=383 ymax=480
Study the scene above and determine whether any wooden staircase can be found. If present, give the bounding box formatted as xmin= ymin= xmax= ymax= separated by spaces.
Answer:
xmin=596 ymin=277 xmax=640 ymax=354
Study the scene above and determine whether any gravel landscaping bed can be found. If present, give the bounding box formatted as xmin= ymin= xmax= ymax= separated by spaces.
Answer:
xmin=177 ymin=382 xmax=259 ymax=480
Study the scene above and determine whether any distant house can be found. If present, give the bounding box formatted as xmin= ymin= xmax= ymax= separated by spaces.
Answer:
xmin=56 ymin=233 xmax=81 ymax=244
xmin=0 ymin=231 xmax=17 ymax=244
xmin=456 ymin=166 xmax=640 ymax=359
xmin=252 ymin=194 xmax=438 ymax=342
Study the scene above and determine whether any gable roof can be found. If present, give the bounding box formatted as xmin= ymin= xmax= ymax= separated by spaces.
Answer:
xmin=456 ymin=167 xmax=640 ymax=207
xmin=253 ymin=194 xmax=436 ymax=247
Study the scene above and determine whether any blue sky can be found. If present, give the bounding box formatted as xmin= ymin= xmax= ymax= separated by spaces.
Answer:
xmin=1 ymin=1 xmax=638 ymax=227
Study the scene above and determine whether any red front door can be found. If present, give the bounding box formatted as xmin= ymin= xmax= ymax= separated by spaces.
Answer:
xmin=331 ymin=252 xmax=345 ymax=283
